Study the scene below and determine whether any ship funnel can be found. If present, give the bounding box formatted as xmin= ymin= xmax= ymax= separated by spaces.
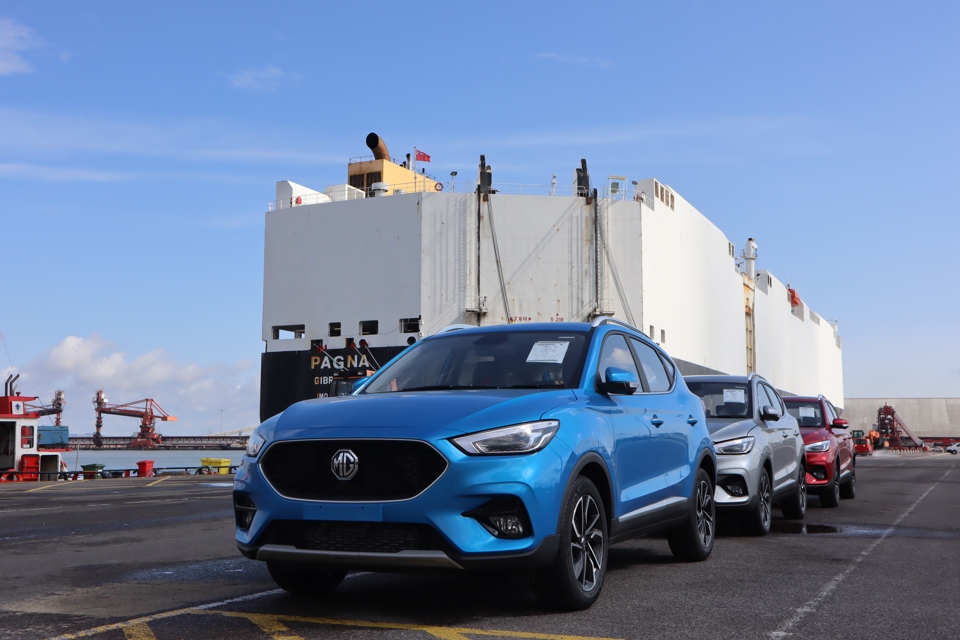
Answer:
xmin=744 ymin=237 xmax=758 ymax=280
xmin=478 ymin=155 xmax=493 ymax=194
xmin=576 ymin=159 xmax=590 ymax=196
xmin=365 ymin=133 xmax=390 ymax=160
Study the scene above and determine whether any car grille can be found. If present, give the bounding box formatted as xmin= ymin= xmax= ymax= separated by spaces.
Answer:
xmin=259 ymin=520 xmax=447 ymax=554
xmin=259 ymin=439 xmax=448 ymax=501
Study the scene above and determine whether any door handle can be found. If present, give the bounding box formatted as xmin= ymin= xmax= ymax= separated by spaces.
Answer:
xmin=651 ymin=416 xmax=664 ymax=427
xmin=687 ymin=415 xmax=699 ymax=426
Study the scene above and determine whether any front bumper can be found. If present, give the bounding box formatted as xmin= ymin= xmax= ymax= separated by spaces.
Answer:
xmin=233 ymin=437 xmax=570 ymax=570
xmin=804 ymin=450 xmax=835 ymax=490
xmin=713 ymin=449 xmax=764 ymax=510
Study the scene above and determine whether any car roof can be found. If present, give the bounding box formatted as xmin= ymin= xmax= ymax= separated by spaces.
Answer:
xmin=684 ymin=374 xmax=754 ymax=384
xmin=783 ymin=396 xmax=820 ymax=403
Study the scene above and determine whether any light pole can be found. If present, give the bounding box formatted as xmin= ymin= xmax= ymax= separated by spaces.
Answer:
xmin=219 ymin=409 xmax=225 ymax=436
xmin=450 ymin=171 xmax=457 ymax=192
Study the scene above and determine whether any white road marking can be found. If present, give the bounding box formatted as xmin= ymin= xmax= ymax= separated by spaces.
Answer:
xmin=768 ymin=467 xmax=953 ymax=638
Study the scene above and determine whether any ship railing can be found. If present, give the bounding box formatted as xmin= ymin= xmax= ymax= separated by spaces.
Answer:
xmin=268 ymin=182 xmax=654 ymax=211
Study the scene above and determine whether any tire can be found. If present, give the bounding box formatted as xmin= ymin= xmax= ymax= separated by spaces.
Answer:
xmin=667 ymin=467 xmax=715 ymax=561
xmin=267 ymin=561 xmax=347 ymax=595
xmin=535 ymin=476 xmax=608 ymax=611
xmin=745 ymin=467 xmax=772 ymax=536
xmin=820 ymin=461 xmax=841 ymax=508
xmin=781 ymin=463 xmax=808 ymax=520
xmin=840 ymin=462 xmax=856 ymax=499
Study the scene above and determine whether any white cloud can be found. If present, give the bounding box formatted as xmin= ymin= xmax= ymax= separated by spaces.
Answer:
xmin=0 ymin=17 xmax=41 ymax=75
xmin=0 ymin=163 xmax=125 ymax=181
xmin=229 ymin=64 xmax=300 ymax=91
xmin=536 ymin=52 xmax=613 ymax=68
xmin=0 ymin=107 xmax=342 ymax=166
xmin=9 ymin=336 xmax=260 ymax=437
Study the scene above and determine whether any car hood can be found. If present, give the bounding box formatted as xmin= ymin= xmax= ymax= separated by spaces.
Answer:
xmin=801 ymin=427 xmax=833 ymax=445
xmin=705 ymin=418 xmax=758 ymax=442
xmin=266 ymin=389 xmax=579 ymax=441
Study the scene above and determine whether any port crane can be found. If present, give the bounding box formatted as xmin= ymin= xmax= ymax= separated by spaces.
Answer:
xmin=26 ymin=388 xmax=66 ymax=425
xmin=92 ymin=390 xmax=177 ymax=448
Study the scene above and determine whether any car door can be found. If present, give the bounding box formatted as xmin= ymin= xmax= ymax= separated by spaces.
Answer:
xmin=826 ymin=400 xmax=853 ymax=475
xmin=595 ymin=333 xmax=669 ymax=524
xmin=758 ymin=382 xmax=799 ymax=492
xmin=628 ymin=337 xmax=691 ymax=498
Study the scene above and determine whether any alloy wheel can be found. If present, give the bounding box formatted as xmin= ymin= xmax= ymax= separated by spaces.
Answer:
xmin=570 ymin=493 xmax=604 ymax=592
xmin=758 ymin=472 xmax=772 ymax=529
xmin=695 ymin=478 xmax=715 ymax=548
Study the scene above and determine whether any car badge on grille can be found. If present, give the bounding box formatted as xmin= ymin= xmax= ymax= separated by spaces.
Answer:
xmin=331 ymin=449 xmax=359 ymax=480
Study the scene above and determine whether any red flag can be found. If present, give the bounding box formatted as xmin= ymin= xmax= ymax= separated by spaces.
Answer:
xmin=415 ymin=149 xmax=431 ymax=162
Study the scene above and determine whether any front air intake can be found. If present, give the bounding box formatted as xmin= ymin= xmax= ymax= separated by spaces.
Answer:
xmin=259 ymin=439 xmax=448 ymax=502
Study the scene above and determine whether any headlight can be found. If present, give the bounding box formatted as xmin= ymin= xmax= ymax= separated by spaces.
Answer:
xmin=451 ymin=420 xmax=559 ymax=455
xmin=246 ymin=426 xmax=267 ymax=458
xmin=805 ymin=440 xmax=830 ymax=453
xmin=715 ymin=436 xmax=755 ymax=455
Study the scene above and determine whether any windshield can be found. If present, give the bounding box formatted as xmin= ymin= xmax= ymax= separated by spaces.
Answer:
xmin=361 ymin=330 xmax=589 ymax=393
xmin=686 ymin=381 xmax=752 ymax=419
xmin=785 ymin=402 xmax=822 ymax=428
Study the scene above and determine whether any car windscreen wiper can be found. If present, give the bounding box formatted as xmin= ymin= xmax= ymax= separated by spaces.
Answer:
xmin=502 ymin=383 xmax=566 ymax=389
xmin=400 ymin=385 xmax=500 ymax=391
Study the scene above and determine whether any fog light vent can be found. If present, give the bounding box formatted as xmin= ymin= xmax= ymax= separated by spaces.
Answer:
xmin=234 ymin=493 xmax=257 ymax=531
xmin=463 ymin=496 xmax=532 ymax=539
xmin=719 ymin=475 xmax=748 ymax=497
xmin=810 ymin=466 xmax=828 ymax=481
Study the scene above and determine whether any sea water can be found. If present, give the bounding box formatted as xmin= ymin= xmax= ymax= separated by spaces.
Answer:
xmin=61 ymin=449 xmax=246 ymax=473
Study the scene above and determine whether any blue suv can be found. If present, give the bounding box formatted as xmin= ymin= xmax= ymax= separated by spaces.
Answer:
xmin=235 ymin=320 xmax=716 ymax=610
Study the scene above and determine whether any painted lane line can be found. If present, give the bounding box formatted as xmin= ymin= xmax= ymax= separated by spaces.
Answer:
xmin=145 ymin=476 xmax=171 ymax=487
xmin=122 ymin=622 xmax=158 ymax=640
xmin=768 ymin=466 xmax=953 ymax=638
xmin=218 ymin=611 xmax=625 ymax=639
xmin=245 ymin=613 xmax=306 ymax=640
xmin=47 ymin=589 xmax=285 ymax=640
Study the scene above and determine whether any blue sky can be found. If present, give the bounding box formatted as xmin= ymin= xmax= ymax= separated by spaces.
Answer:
xmin=1 ymin=1 xmax=958 ymax=436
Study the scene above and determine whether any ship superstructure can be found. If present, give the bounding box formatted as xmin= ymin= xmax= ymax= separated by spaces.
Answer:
xmin=260 ymin=134 xmax=843 ymax=420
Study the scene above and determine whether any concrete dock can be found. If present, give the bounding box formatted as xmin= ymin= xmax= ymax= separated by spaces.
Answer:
xmin=0 ymin=454 xmax=957 ymax=639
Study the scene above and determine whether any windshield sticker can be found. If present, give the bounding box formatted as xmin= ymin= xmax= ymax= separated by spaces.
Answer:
xmin=723 ymin=389 xmax=746 ymax=404
xmin=526 ymin=341 xmax=570 ymax=363
xmin=799 ymin=406 xmax=816 ymax=418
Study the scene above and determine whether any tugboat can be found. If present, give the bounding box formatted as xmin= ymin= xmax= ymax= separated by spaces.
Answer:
xmin=0 ymin=374 xmax=69 ymax=482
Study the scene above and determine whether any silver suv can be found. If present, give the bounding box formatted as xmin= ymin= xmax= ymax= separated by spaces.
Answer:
xmin=685 ymin=373 xmax=806 ymax=535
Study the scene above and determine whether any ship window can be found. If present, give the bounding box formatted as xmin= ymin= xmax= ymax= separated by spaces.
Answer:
xmin=349 ymin=174 xmax=365 ymax=191
xmin=661 ymin=329 xmax=666 ymax=344
xmin=366 ymin=172 xmax=381 ymax=191
xmin=670 ymin=194 xmax=675 ymax=209
xmin=400 ymin=317 xmax=421 ymax=333
xmin=360 ymin=320 xmax=379 ymax=335
xmin=649 ymin=325 xmax=655 ymax=339
xmin=272 ymin=324 xmax=305 ymax=340
xmin=329 ymin=322 xmax=342 ymax=337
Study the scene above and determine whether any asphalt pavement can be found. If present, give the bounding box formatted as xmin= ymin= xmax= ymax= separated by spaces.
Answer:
xmin=0 ymin=452 xmax=956 ymax=640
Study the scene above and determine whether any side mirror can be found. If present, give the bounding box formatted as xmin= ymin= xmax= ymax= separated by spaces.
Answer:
xmin=598 ymin=367 xmax=639 ymax=395
xmin=832 ymin=418 xmax=849 ymax=429
xmin=350 ymin=377 xmax=373 ymax=394
xmin=760 ymin=405 xmax=781 ymax=422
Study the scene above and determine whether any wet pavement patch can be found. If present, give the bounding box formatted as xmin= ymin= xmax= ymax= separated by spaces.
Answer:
xmin=771 ymin=521 xmax=960 ymax=540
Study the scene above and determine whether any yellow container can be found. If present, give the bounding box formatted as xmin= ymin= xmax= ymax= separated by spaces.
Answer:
xmin=200 ymin=457 xmax=232 ymax=474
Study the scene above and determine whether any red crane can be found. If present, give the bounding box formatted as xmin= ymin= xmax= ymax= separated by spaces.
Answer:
xmin=92 ymin=390 xmax=177 ymax=449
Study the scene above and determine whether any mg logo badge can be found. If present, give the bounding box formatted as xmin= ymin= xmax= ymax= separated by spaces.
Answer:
xmin=331 ymin=449 xmax=359 ymax=481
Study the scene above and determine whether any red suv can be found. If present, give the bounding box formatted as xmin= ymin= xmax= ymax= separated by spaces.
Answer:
xmin=783 ymin=396 xmax=855 ymax=507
